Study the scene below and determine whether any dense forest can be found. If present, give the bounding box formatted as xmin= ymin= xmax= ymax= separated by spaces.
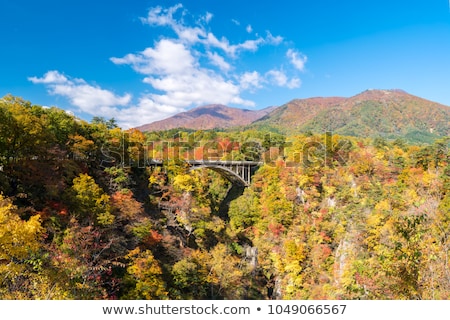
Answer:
xmin=0 ymin=95 xmax=449 ymax=299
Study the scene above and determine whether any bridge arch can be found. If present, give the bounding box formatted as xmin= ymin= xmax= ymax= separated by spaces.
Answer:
xmin=147 ymin=160 xmax=262 ymax=187
xmin=187 ymin=160 xmax=261 ymax=187
xmin=190 ymin=165 xmax=248 ymax=187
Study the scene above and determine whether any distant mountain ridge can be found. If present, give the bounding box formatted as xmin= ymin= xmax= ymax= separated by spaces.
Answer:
xmin=134 ymin=104 xmax=277 ymax=132
xmin=135 ymin=90 xmax=450 ymax=143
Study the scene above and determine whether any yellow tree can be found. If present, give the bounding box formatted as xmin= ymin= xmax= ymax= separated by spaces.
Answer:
xmin=72 ymin=173 xmax=114 ymax=226
xmin=0 ymin=195 xmax=68 ymax=299
xmin=123 ymin=248 xmax=168 ymax=299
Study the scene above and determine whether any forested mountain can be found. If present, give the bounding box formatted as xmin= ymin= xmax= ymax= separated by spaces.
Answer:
xmin=248 ymin=89 xmax=450 ymax=143
xmin=0 ymin=94 xmax=449 ymax=300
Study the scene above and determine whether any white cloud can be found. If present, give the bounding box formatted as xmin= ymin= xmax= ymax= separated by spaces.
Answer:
xmin=28 ymin=71 xmax=131 ymax=115
xmin=50 ymin=83 xmax=131 ymax=113
xmin=177 ymin=26 xmax=206 ymax=44
xmin=111 ymin=38 xmax=253 ymax=108
xmin=28 ymin=70 xmax=68 ymax=84
xmin=115 ymin=97 xmax=187 ymax=129
xmin=28 ymin=70 xmax=185 ymax=129
xmin=111 ymin=34 xmax=261 ymax=107
xmin=287 ymin=48 xmax=307 ymax=72
xmin=141 ymin=3 xmax=283 ymax=57
xmin=112 ymin=40 xmax=195 ymax=75
xmin=206 ymin=31 xmax=286 ymax=57
xmin=205 ymin=33 xmax=233 ymax=53
xmin=266 ymin=31 xmax=284 ymax=45
xmin=231 ymin=19 xmax=240 ymax=26
xmin=236 ymin=38 xmax=264 ymax=52
xmin=266 ymin=69 xmax=301 ymax=89
xmin=207 ymin=51 xmax=231 ymax=72
xmin=142 ymin=4 xmax=207 ymax=45
xmin=287 ymin=77 xmax=301 ymax=89
xmin=148 ymin=75 xmax=254 ymax=108
xmin=240 ymin=71 xmax=263 ymax=91
xmin=144 ymin=3 xmax=183 ymax=28
xmin=203 ymin=12 xmax=213 ymax=23
xmin=205 ymin=32 xmax=282 ymax=57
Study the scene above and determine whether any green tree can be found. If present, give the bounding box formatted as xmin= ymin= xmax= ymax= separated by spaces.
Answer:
xmin=171 ymin=250 xmax=211 ymax=299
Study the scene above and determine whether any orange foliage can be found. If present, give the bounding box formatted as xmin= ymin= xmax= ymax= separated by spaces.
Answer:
xmin=111 ymin=191 xmax=143 ymax=220
xmin=144 ymin=230 xmax=163 ymax=246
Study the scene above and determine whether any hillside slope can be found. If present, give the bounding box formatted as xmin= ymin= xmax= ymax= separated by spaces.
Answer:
xmin=249 ymin=89 xmax=450 ymax=143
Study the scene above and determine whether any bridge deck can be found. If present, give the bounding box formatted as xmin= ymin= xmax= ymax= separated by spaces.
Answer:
xmin=148 ymin=159 xmax=263 ymax=166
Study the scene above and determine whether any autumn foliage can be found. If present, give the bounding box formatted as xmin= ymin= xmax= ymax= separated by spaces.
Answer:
xmin=0 ymin=95 xmax=449 ymax=300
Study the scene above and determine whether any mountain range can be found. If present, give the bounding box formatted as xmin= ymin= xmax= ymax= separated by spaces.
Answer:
xmin=135 ymin=89 xmax=450 ymax=143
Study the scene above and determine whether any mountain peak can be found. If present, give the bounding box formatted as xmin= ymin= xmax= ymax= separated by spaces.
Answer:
xmin=135 ymin=104 xmax=275 ymax=132
xmin=355 ymin=88 xmax=410 ymax=99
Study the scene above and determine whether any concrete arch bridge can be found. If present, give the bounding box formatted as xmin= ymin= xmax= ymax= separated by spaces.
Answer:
xmin=148 ymin=160 xmax=263 ymax=187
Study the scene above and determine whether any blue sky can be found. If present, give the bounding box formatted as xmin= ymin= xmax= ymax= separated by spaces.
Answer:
xmin=1 ymin=0 xmax=450 ymax=128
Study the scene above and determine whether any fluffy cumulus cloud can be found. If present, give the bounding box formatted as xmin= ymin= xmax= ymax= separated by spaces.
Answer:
xmin=287 ymin=49 xmax=308 ymax=72
xmin=239 ymin=71 xmax=264 ymax=91
xmin=111 ymin=38 xmax=255 ymax=109
xmin=28 ymin=70 xmax=68 ymax=84
xmin=29 ymin=3 xmax=307 ymax=128
xmin=28 ymin=70 xmax=188 ymax=129
xmin=266 ymin=70 xmax=301 ymax=89
xmin=28 ymin=71 xmax=131 ymax=115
